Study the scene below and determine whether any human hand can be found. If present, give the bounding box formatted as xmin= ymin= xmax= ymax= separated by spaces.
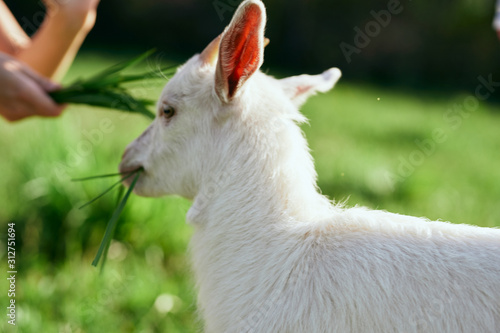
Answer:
xmin=43 ymin=0 xmax=101 ymax=32
xmin=0 ymin=53 xmax=64 ymax=122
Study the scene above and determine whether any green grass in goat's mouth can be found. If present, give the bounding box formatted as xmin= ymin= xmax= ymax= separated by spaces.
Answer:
xmin=73 ymin=168 xmax=142 ymax=271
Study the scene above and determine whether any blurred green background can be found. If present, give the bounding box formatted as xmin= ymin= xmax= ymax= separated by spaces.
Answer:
xmin=1 ymin=0 xmax=500 ymax=332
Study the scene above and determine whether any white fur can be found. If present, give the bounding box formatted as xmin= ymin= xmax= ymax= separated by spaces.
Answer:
xmin=120 ymin=1 xmax=500 ymax=332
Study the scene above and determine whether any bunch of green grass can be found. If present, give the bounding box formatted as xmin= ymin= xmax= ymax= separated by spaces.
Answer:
xmin=50 ymin=50 xmax=174 ymax=119
xmin=73 ymin=168 xmax=142 ymax=271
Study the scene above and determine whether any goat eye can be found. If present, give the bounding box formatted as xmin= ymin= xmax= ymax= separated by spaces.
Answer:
xmin=162 ymin=105 xmax=176 ymax=119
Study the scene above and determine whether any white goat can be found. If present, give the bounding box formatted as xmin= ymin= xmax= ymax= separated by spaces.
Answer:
xmin=119 ymin=1 xmax=500 ymax=332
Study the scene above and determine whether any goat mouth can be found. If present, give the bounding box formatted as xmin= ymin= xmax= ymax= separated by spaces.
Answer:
xmin=120 ymin=166 xmax=144 ymax=187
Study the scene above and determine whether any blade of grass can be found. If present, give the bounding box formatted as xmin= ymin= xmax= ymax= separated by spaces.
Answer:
xmin=115 ymin=185 xmax=126 ymax=207
xmin=78 ymin=172 xmax=137 ymax=209
xmin=52 ymin=91 xmax=155 ymax=119
xmin=72 ymin=171 xmax=131 ymax=182
xmin=99 ymin=184 xmax=126 ymax=273
xmin=118 ymin=65 xmax=178 ymax=83
xmin=84 ymin=49 xmax=156 ymax=85
xmin=50 ymin=64 xmax=176 ymax=99
xmin=92 ymin=170 xmax=141 ymax=268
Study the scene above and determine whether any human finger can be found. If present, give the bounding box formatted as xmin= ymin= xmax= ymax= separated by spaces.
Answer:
xmin=17 ymin=74 xmax=65 ymax=117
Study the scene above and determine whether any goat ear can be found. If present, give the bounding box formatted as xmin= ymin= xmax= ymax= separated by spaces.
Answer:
xmin=215 ymin=0 xmax=266 ymax=103
xmin=280 ymin=68 xmax=342 ymax=108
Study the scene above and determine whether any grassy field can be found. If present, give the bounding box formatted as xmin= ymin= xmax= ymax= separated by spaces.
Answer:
xmin=1 ymin=53 xmax=499 ymax=333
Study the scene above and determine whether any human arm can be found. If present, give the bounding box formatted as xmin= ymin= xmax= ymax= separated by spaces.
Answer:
xmin=494 ymin=0 xmax=500 ymax=40
xmin=0 ymin=0 xmax=100 ymax=81
xmin=0 ymin=1 xmax=31 ymax=55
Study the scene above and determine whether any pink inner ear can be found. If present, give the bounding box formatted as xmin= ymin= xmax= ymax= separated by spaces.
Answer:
xmin=222 ymin=5 xmax=262 ymax=99
xmin=295 ymin=85 xmax=313 ymax=97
